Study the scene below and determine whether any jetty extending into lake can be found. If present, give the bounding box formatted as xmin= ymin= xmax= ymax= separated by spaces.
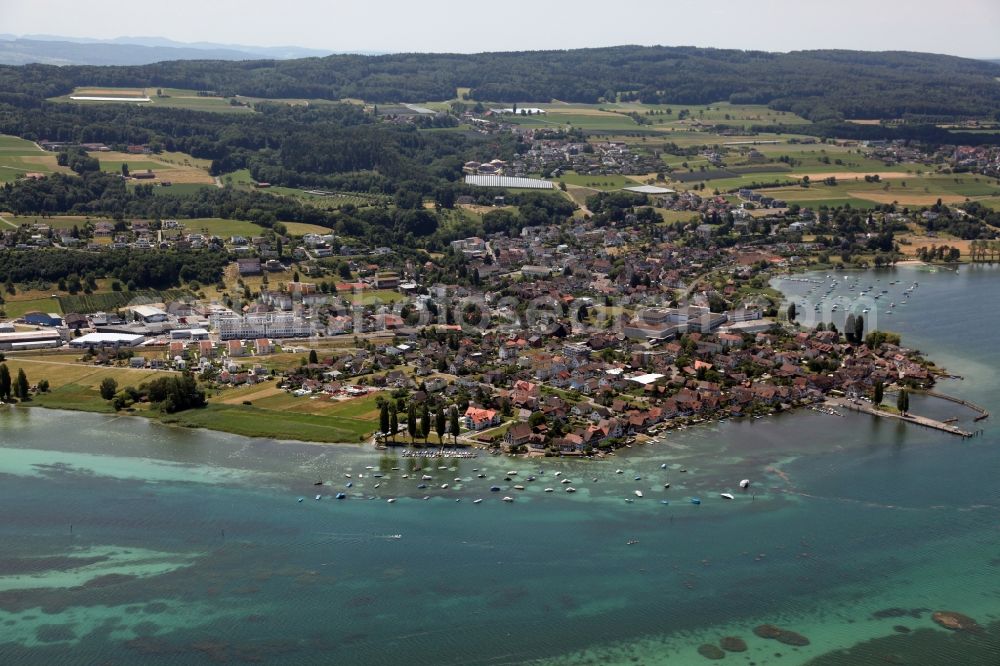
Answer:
xmin=920 ymin=390 xmax=990 ymax=422
xmin=826 ymin=397 xmax=975 ymax=438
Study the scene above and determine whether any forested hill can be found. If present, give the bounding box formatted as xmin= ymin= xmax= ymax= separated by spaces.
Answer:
xmin=2 ymin=46 xmax=999 ymax=121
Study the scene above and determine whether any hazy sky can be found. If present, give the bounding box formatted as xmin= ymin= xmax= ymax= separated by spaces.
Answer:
xmin=5 ymin=0 xmax=1000 ymax=58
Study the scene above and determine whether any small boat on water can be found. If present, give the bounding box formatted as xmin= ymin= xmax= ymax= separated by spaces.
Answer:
xmin=624 ymin=498 xmax=634 ymax=503
xmin=660 ymin=463 xmax=667 ymax=469
xmin=565 ymin=487 xmax=577 ymax=493
xmin=440 ymin=484 xmax=449 ymax=489
xmin=554 ymin=471 xmax=563 ymax=477
xmin=663 ymin=483 xmax=671 ymax=488
xmin=721 ymin=493 xmax=735 ymax=500
xmin=661 ymin=500 xmax=669 ymax=505
xmin=477 ymin=474 xmax=487 ymax=478
xmin=473 ymin=498 xmax=483 ymax=504
xmin=387 ymin=498 xmax=396 ymax=503
xmin=627 ymin=539 xmax=638 ymax=545
xmin=502 ymin=496 xmax=514 ymax=503
xmin=417 ymin=483 xmax=427 ymax=489
xmin=690 ymin=497 xmax=701 ymax=505
xmin=634 ymin=476 xmax=642 ymax=481
xmin=561 ymin=478 xmax=572 ymax=484
xmin=514 ymin=485 xmax=525 ymax=490
xmin=314 ymin=494 xmax=322 ymax=501
xmin=313 ymin=481 xmax=324 ymax=486
xmin=739 ymin=479 xmax=751 ymax=489
xmin=422 ymin=475 xmax=432 ymax=480
xmin=544 ymin=488 xmax=554 ymax=493
xmin=634 ymin=490 xmax=644 ymax=498
xmin=615 ymin=469 xmax=623 ymax=474
xmin=490 ymin=486 xmax=501 ymax=492
xmin=335 ymin=493 xmax=346 ymax=500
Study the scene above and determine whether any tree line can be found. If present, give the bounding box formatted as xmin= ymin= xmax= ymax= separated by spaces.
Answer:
xmin=2 ymin=46 xmax=998 ymax=121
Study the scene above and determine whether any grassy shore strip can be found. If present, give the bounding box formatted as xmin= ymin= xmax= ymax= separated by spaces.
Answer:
xmin=3 ymin=353 xmax=377 ymax=443
xmin=17 ymin=399 xmax=374 ymax=444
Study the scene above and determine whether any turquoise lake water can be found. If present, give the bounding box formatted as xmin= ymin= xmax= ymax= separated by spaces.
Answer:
xmin=1 ymin=263 xmax=998 ymax=665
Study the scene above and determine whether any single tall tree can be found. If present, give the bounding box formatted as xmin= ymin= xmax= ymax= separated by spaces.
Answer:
xmin=14 ymin=368 xmax=29 ymax=401
xmin=0 ymin=363 xmax=11 ymax=401
xmin=873 ymin=381 xmax=884 ymax=406
xmin=379 ymin=402 xmax=390 ymax=440
xmin=845 ymin=314 xmax=857 ymax=343
xmin=420 ymin=402 xmax=430 ymax=444
xmin=308 ymin=349 xmax=318 ymax=364
xmin=787 ymin=302 xmax=797 ymax=322
xmin=854 ymin=315 xmax=864 ymax=344
xmin=449 ymin=406 xmax=460 ymax=444
xmin=389 ymin=405 xmax=398 ymax=444
xmin=435 ymin=407 xmax=446 ymax=444
xmin=407 ymin=403 xmax=417 ymax=443
xmin=897 ymin=388 xmax=909 ymax=415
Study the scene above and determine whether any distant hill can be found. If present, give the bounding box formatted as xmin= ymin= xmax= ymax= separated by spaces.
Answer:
xmin=0 ymin=35 xmax=335 ymax=66
xmin=1 ymin=45 xmax=998 ymax=121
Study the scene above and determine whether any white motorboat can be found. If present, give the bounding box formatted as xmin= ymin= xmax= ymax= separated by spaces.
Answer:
xmin=720 ymin=493 xmax=735 ymax=500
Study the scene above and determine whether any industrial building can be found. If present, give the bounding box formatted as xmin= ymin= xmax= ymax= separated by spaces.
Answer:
xmin=69 ymin=332 xmax=146 ymax=348
xmin=0 ymin=330 xmax=63 ymax=351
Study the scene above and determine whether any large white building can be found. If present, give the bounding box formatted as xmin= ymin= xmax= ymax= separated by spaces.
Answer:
xmin=69 ymin=332 xmax=146 ymax=348
xmin=211 ymin=311 xmax=312 ymax=340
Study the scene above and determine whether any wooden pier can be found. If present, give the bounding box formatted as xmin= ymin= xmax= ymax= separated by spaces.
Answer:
xmin=920 ymin=390 xmax=990 ymax=422
xmin=827 ymin=397 xmax=975 ymax=438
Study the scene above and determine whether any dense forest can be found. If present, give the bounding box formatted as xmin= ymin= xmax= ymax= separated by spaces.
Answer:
xmin=1 ymin=46 xmax=999 ymax=121
xmin=0 ymin=247 xmax=228 ymax=289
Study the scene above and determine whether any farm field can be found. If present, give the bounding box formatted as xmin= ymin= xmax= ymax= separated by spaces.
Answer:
xmin=164 ymin=403 xmax=374 ymax=443
xmin=182 ymin=218 xmax=267 ymax=237
xmin=50 ymin=87 xmax=349 ymax=114
xmin=166 ymin=389 xmax=383 ymax=443
xmin=50 ymin=87 xmax=252 ymax=114
xmin=2 ymin=297 xmax=63 ymax=319
xmin=221 ymin=169 xmax=385 ymax=210
xmin=2 ymin=353 xmax=172 ymax=413
xmin=493 ymin=101 xmax=812 ymax=133
xmin=57 ymin=289 xmax=196 ymax=315
xmin=282 ymin=222 xmax=334 ymax=236
xmin=150 ymin=183 xmax=214 ymax=196
xmin=97 ymin=151 xmax=214 ymax=185
xmin=0 ymin=134 xmax=71 ymax=182
xmin=0 ymin=214 xmax=109 ymax=230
